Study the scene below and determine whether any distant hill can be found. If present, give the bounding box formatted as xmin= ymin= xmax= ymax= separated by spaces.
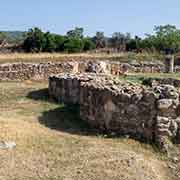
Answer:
xmin=0 ymin=31 xmax=26 ymax=44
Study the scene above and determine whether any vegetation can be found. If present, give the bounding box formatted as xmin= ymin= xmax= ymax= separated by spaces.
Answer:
xmin=0 ymin=81 xmax=178 ymax=180
xmin=1 ymin=24 xmax=180 ymax=55
xmin=0 ymin=31 xmax=26 ymax=44
xmin=21 ymin=24 xmax=180 ymax=54
xmin=120 ymin=73 xmax=180 ymax=84
xmin=22 ymin=27 xmax=96 ymax=53
xmin=139 ymin=25 xmax=180 ymax=53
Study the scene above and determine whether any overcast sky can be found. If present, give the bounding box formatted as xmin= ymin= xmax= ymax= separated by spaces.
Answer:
xmin=0 ymin=0 xmax=179 ymax=37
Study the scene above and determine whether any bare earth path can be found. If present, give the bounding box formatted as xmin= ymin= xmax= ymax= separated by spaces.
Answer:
xmin=0 ymin=81 xmax=179 ymax=180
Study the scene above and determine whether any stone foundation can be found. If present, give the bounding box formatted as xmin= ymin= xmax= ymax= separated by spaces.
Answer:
xmin=49 ymin=73 xmax=180 ymax=150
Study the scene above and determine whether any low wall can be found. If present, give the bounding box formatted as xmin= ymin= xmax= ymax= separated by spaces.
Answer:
xmin=0 ymin=60 xmax=176 ymax=81
xmin=110 ymin=61 xmax=165 ymax=75
xmin=0 ymin=62 xmax=79 ymax=81
xmin=49 ymin=73 xmax=180 ymax=151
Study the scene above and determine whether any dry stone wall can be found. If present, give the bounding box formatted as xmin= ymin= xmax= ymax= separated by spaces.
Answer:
xmin=0 ymin=60 xmax=178 ymax=81
xmin=110 ymin=61 xmax=165 ymax=75
xmin=0 ymin=62 xmax=79 ymax=81
xmin=49 ymin=73 xmax=180 ymax=150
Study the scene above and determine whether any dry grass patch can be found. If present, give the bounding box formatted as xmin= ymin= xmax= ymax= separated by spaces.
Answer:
xmin=0 ymin=52 xmax=163 ymax=64
xmin=0 ymin=81 xmax=178 ymax=180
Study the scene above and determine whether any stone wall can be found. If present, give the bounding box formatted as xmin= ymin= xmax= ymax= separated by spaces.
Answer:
xmin=110 ymin=61 xmax=165 ymax=75
xmin=49 ymin=73 xmax=180 ymax=150
xmin=0 ymin=62 xmax=79 ymax=81
xmin=49 ymin=74 xmax=91 ymax=104
xmin=0 ymin=60 xmax=177 ymax=81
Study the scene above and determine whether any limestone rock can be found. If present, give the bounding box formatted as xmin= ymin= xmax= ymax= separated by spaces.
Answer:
xmin=157 ymin=99 xmax=173 ymax=110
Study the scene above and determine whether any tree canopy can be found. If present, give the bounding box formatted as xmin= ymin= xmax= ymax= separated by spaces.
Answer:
xmin=20 ymin=24 xmax=180 ymax=54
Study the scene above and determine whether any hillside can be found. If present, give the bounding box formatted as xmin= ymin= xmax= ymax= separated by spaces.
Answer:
xmin=0 ymin=31 xmax=26 ymax=44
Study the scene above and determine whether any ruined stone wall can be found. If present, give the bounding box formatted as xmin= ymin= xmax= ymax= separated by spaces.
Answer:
xmin=0 ymin=62 xmax=79 ymax=81
xmin=0 ymin=60 xmax=177 ymax=81
xmin=49 ymin=73 xmax=180 ymax=150
xmin=80 ymin=78 xmax=156 ymax=141
xmin=110 ymin=61 xmax=165 ymax=75
xmin=49 ymin=74 xmax=85 ymax=104
xmin=155 ymin=85 xmax=180 ymax=148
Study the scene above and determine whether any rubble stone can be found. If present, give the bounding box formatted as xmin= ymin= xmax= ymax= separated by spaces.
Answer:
xmin=49 ymin=73 xmax=180 ymax=150
xmin=0 ymin=60 xmax=174 ymax=81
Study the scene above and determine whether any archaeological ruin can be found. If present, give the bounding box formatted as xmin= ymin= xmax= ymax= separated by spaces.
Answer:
xmin=0 ymin=59 xmax=175 ymax=81
xmin=49 ymin=73 xmax=180 ymax=150
xmin=1 ymin=57 xmax=180 ymax=151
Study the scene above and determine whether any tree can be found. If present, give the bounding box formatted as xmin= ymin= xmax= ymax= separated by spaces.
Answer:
xmin=94 ymin=32 xmax=106 ymax=48
xmin=143 ymin=25 xmax=180 ymax=53
xmin=43 ymin=32 xmax=56 ymax=52
xmin=67 ymin=27 xmax=84 ymax=39
xmin=110 ymin=32 xmax=131 ymax=51
xmin=83 ymin=38 xmax=96 ymax=51
xmin=54 ymin=35 xmax=65 ymax=51
xmin=0 ymin=32 xmax=6 ymax=45
xmin=126 ymin=39 xmax=137 ymax=51
xmin=23 ymin=27 xmax=46 ymax=52
xmin=63 ymin=38 xmax=84 ymax=53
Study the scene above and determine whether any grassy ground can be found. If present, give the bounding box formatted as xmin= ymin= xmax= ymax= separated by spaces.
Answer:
xmin=0 ymin=81 xmax=179 ymax=180
xmin=0 ymin=52 xmax=163 ymax=64
xmin=119 ymin=73 xmax=180 ymax=84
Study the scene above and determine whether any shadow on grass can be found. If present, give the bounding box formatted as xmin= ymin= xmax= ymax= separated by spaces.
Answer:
xmin=26 ymin=88 xmax=161 ymax=148
xmin=27 ymin=88 xmax=95 ymax=135
xmin=38 ymin=105 xmax=94 ymax=135
xmin=26 ymin=88 xmax=50 ymax=102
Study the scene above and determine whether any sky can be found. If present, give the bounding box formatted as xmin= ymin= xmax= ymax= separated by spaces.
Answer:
xmin=0 ymin=0 xmax=180 ymax=37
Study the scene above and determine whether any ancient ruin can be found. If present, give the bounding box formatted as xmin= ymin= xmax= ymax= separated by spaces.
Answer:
xmin=1 ymin=57 xmax=180 ymax=151
xmin=0 ymin=60 xmax=170 ymax=81
xmin=49 ymin=73 xmax=180 ymax=150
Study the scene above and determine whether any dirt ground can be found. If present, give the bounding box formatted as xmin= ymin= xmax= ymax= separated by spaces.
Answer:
xmin=0 ymin=81 xmax=179 ymax=180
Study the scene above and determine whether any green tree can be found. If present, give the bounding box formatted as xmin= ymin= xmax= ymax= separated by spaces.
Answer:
xmin=67 ymin=27 xmax=84 ymax=39
xmin=54 ymin=35 xmax=65 ymax=51
xmin=64 ymin=38 xmax=84 ymax=53
xmin=43 ymin=32 xmax=56 ymax=52
xmin=23 ymin=27 xmax=46 ymax=52
xmin=83 ymin=38 xmax=96 ymax=51
xmin=143 ymin=25 xmax=180 ymax=53
xmin=0 ymin=32 xmax=6 ymax=44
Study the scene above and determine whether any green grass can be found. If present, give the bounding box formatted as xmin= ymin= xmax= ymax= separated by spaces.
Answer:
xmin=119 ymin=73 xmax=180 ymax=84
